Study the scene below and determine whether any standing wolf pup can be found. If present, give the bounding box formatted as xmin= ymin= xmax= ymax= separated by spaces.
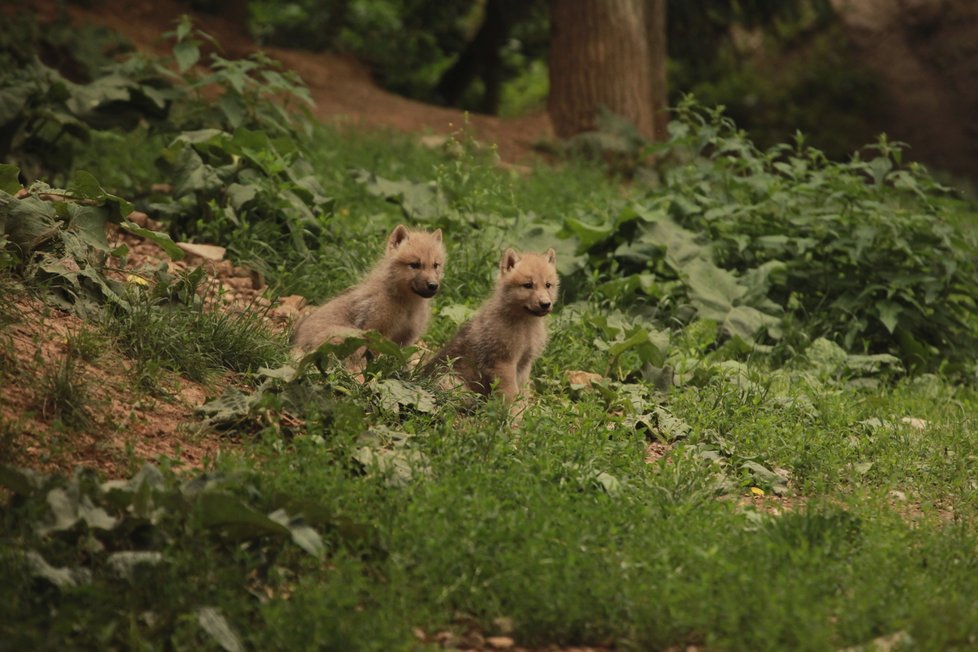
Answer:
xmin=291 ymin=224 xmax=445 ymax=364
xmin=425 ymin=247 xmax=558 ymax=402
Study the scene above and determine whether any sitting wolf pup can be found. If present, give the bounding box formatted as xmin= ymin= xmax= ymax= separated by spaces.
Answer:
xmin=425 ymin=247 xmax=558 ymax=402
xmin=291 ymin=224 xmax=445 ymax=365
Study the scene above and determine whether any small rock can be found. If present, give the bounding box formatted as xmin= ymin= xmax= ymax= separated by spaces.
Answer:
xmin=175 ymin=242 xmax=226 ymax=262
xmin=210 ymin=260 xmax=235 ymax=277
xmin=419 ymin=134 xmax=449 ymax=149
xmin=487 ymin=636 xmax=515 ymax=649
xmin=565 ymin=370 xmax=604 ymax=388
xmin=901 ymin=416 xmax=927 ymax=430
xmin=271 ymin=295 xmax=307 ymax=320
xmin=126 ymin=211 xmax=162 ymax=231
xmin=150 ymin=183 xmax=174 ymax=194
xmin=491 ymin=618 xmax=513 ymax=636
xmin=224 ymin=276 xmax=256 ymax=290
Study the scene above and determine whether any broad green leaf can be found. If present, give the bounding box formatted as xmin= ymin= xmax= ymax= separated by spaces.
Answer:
xmin=67 ymin=170 xmax=106 ymax=201
xmin=197 ymin=607 xmax=243 ymax=652
xmin=172 ymin=146 xmax=223 ymax=196
xmin=806 ymin=338 xmax=848 ymax=374
xmin=196 ymin=491 xmax=291 ymax=538
xmin=594 ymin=471 xmax=622 ymax=497
xmin=564 ymin=216 xmax=613 ymax=249
xmin=722 ymin=305 xmax=781 ymax=343
xmin=0 ymin=164 xmax=21 ymax=194
xmin=637 ymin=406 xmax=690 ymax=442
xmin=226 ymin=182 xmax=258 ymax=210
xmin=3 ymin=196 xmax=60 ymax=250
xmin=0 ymin=79 xmax=32 ymax=124
xmin=174 ymin=14 xmax=193 ymax=41
xmin=67 ymin=170 xmax=134 ymax=218
xmin=641 ymin=215 xmax=706 ymax=267
xmin=106 ymin=551 xmax=164 ymax=579
xmin=24 ymin=551 xmax=92 ymax=589
xmin=267 ymin=509 xmax=325 ymax=558
xmin=0 ymin=464 xmax=45 ymax=495
xmin=38 ymin=487 xmax=117 ymax=535
xmin=876 ymin=300 xmax=902 ymax=334
xmin=354 ymin=446 xmax=430 ymax=487
xmin=683 ymin=258 xmax=746 ymax=320
xmin=741 ymin=461 xmax=789 ymax=495
xmin=371 ymin=378 xmax=435 ymax=414
xmin=438 ymin=303 xmax=474 ymax=325
xmin=120 ymin=221 xmax=186 ymax=261
xmin=517 ymin=221 xmax=583 ymax=276
xmin=198 ymin=388 xmax=260 ymax=424
xmin=173 ymin=39 xmax=201 ymax=73
xmin=354 ymin=170 xmax=447 ymax=220
xmin=257 ymin=364 xmax=298 ymax=382
xmin=69 ymin=205 xmax=111 ymax=252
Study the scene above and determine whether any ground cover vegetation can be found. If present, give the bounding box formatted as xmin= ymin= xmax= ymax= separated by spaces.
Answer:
xmin=3 ymin=14 xmax=978 ymax=651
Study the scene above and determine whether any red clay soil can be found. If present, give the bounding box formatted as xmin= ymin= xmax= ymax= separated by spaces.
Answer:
xmin=29 ymin=0 xmax=554 ymax=165
xmin=0 ymin=295 xmax=224 ymax=478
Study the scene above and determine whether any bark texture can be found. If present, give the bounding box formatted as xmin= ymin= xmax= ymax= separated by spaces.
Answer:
xmin=549 ymin=0 xmax=666 ymax=140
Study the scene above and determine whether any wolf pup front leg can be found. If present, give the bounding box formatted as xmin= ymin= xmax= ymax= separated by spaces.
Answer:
xmin=426 ymin=247 xmax=558 ymax=403
xmin=291 ymin=224 xmax=446 ymax=368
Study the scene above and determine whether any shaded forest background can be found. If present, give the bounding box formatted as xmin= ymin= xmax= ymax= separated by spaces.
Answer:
xmin=9 ymin=0 xmax=978 ymax=183
xmin=236 ymin=0 xmax=978 ymax=183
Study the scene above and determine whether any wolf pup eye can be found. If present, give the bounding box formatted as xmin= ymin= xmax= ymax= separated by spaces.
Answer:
xmin=545 ymin=282 xmax=552 ymax=289
xmin=522 ymin=282 xmax=534 ymax=289
xmin=409 ymin=262 xmax=422 ymax=269
xmin=433 ymin=262 xmax=440 ymax=269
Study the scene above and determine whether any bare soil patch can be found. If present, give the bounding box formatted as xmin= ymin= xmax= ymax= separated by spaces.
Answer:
xmin=0 ymin=295 xmax=222 ymax=477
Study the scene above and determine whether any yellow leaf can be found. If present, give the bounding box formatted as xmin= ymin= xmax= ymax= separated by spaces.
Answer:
xmin=750 ymin=487 xmax=765 ymax=496
xmin=126 ymin=274 xmax=149 ymax=286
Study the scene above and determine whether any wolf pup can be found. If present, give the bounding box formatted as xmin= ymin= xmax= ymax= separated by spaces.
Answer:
xmin=425 ymin=247 xmax=558 ymax=402
xmin=291 ymin=224 xmax=445 ymax=363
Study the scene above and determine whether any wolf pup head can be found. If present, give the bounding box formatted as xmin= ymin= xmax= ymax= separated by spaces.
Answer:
xmin=498 ymin=247 xmax=559 ymax=317
xmin=386 ymin=224 xmax=446 ymax=299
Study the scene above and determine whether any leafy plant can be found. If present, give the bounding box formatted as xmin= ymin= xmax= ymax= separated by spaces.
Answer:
xmin=558 ymin=100 xmax=978 ymax=372
xmin=0 ymin=167 xmax=182 ymax=317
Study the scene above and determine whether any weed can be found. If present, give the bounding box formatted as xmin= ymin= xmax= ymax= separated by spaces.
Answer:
xmin=109 ymin=292 xmax=287 ymax=383
xmin=37 ymin=350 xmax=92 ymax=431
xmin=65 ymin=328 xmax=104 ymax=364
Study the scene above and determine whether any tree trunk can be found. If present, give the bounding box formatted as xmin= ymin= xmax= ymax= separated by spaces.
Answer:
xmin=549 ymin=0 xmax=665 ymax=140
xmin=646 ymin=0 xmax=669 ymax=140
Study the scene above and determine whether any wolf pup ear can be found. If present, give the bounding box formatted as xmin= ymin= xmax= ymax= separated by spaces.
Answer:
xmin=500 ymin=248 xmax=520 ymax=274
xmin=387 ymin=224 xmax=410 ymax=252
xmin=431 ymin=228 xmax=443 ymax=243
xmin=545 ymin=248 xmax=557 ymax=266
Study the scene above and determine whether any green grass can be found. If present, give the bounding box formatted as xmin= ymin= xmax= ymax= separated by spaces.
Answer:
xmin=107 ymin=292 xmax=288 ymax=383
xmin=36 ymin=350 xmax=93 ymax=431
xmin=4 ymin=21 xmax=978 ymax=652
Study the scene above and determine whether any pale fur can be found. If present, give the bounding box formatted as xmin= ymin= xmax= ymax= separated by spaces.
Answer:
xmin=425 ymin=247 xmax=558 ymax=402
xmin=290 ymin=225 xmax=445 ymax=362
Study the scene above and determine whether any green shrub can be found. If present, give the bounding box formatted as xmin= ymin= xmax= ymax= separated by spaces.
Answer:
xmin=563 ymin=100 xmax=978 ymax=373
